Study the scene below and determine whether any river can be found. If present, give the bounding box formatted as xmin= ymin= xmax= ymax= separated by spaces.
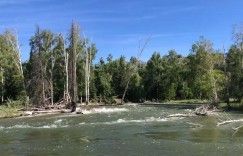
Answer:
xmin=0 ymin=104 xmax=243 ymax=156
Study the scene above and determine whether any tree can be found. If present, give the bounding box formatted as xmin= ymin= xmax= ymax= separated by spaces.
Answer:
xmin=144 ymin=52 xmax=163 ymax=101
xmin=162 ymin=50 xmax=185 ymax=101
xmin=125 ymin=57 xmax=145 ymax=102
xmin=229 ymin=24 xmax=243 ymax=104
xmin=94 ymin=57 xmax=113 ymax=103
xmin=83 ymin=38 xmax=97 ymax=104
xmin=52 ymin=34 xmax=66 ymax=103
xmin=67 ymin=22 xmax=80 ymax=111
xmin=0 ymin=30 xmax=27 ymax=105
xmin=28 ymin=26 xmax=56 ymax=107
xmin=188 ymin=37 xmax=224 ymax=106
xmin=121 ymin=38 xmax=150 ymax=103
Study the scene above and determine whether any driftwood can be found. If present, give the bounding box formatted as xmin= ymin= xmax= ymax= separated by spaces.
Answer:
xmin=194 ymin=105 xmax=208 ymax=116
xmin=217 ymin=119 xmax=243 ymax=126
xmin=232 ymin=125 xmax=243 ymax=136
xmin=187 ymin=122 xmax=203 ymax=128
xmin=165 ymin=113 xmax=194 ymax=118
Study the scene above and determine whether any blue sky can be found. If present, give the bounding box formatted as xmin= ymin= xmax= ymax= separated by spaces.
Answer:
xmin=0 ymin=0 xmax=242 ymax=62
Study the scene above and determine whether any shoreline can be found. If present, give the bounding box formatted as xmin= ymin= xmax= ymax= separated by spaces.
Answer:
xmin=0 ymin=101 xmax=237 ymax=119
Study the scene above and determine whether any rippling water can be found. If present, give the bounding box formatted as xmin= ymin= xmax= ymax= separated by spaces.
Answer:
xmin=1 ymin=104 xmax=243 ymax=156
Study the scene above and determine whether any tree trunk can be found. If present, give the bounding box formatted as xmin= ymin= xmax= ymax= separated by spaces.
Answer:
xmin=100 ymin=94 xmax=102 ymax=103
xmin=84 ymin=38 xmax=90 ymax=105
xmin=122 ymin=80 xmax=130 ymax=104
xmin=39 ymin=52 xmax=46 ymax=107
xmin=88 ymin=45 xmax=92 ymax=104
xmin=85 ymin=47 xmax=88 ymax=105
xmin=50 ymin=57 xmax=54 ymax=106
xmin=121 ymin=37 xmax=150 ymax=104
xmin=63 ymin=35 xmax=70 ymax=104
xmin=68 ymin=22 xmax=79 ymax=112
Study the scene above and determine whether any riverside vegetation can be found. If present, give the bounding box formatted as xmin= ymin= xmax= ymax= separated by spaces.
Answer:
xmin=0 ymin=23 xmax=243 ymax=117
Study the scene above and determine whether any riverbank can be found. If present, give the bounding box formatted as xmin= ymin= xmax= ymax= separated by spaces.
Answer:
xmin=0 ymin=106 xmax=23 ymax=118
xmin=0 ymin=103 xmax=110 ymax=119
xmin=0 ymin=100 xmax=242 ymax=119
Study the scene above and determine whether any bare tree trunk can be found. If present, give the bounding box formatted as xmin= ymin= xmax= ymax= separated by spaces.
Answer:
xmin=63 ymin=35 xmax=70 ymax=104
xmin=121 ymin=37 xmax=150 ymax=104
xmin=88 ymin=43 xmax=92 ymax=104
xmin=68 ymin=22 xmax=79 ymax=112
xmin=50 ymin=58 xmax=54 ymax=106
xmin=85 ymin=42 xmax=88 ymax=105
xmin=39 ymin=54 xmax=46 ymax=107
xmin=208 ymin=52 xmax=219 ymax=107
xmin=84 ymin=38 xmax=91 ymax=105
xmin=223 ymin=46 xmax=230 ymax=108
xmin=42 ymin=80 xmax=45 ymax=107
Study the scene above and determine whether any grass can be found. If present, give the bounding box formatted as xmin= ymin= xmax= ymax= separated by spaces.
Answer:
xmin=219 ymin=102 xmax=243 ymax=111
xmin=0 ymin=106 xmax=23 ymax=118
xmin=0 ymin=99 xmax=27 ymax=118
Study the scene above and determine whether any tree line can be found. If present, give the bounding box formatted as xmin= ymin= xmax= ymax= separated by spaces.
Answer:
xmin=0 ymin=23 xmax=242 ymax=110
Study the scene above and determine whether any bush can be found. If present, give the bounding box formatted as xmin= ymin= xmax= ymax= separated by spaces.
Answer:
xmin=5 ymin=96 xmax=30 ymax=108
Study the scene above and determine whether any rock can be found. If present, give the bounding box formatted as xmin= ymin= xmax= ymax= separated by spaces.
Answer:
xmin=61 ymin=109 xmax=70 ymax=113
xmin=25 ymin=111 xmax=33 ymax=116
xmin=195 ymin=106 xmax=208 ymax=116
xmin=76 ymin=111 xmax=83 ymax=114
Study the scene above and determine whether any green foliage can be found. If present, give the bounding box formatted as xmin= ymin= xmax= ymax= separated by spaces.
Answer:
xmin=2 ymin=23 xmax=243 ymax=109
xmin=0 ymin=30 xmax=26 ymax=105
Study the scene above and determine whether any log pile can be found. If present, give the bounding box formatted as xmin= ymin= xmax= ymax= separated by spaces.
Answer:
xmin=194 ymin=105 xmax=208 ymax=116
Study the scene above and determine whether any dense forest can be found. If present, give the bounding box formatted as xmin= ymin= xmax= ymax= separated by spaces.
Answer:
xmin=0 ymin=22 xmax=242 ymax=110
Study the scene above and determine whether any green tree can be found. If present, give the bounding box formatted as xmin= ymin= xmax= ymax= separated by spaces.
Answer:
xmin=28 ymin=26 xmax=56 ymax=107
xmin=188 ymin=37 xmax=224 ymax=106
xmin=161 ymin=50 xmax=184 ymax=101
xmin=94 ymin=57 xmax=113 ymax=103
xmin=0 ymin=30 xmax=26 ymax=105
xmin=144 ymin=52 xmax=163 ymax=101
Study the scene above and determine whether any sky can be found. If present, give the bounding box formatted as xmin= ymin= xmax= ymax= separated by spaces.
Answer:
xmin=0 ymin=0 xmax=242 ymax=63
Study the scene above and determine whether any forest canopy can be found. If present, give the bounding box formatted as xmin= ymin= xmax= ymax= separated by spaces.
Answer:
xmin=0 ymin=23 xmax=242 ymax=109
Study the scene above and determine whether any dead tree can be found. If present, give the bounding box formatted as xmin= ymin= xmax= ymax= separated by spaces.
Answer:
xmin=83 ymin=36 xmax=93 ymax=105
xmin=68 ymin=22 xmax=79 ymax=112
xmin=84 ymin=38 xmax=89 ymax=105
xmin=60 ymin=35 xmax=71 ymax=104
xmin=50 ymin=56 xmax=54 ymax=105
xmin=121 ymin=37 xmax=150 ymax=104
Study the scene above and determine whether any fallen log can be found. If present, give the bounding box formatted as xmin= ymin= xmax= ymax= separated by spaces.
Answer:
xmin=165 ymin=113 xmax=194 ymax=118
xmin=217 ymin=119 xmax=243 ymax=126
xmin=194 ymin=105 xmax=208 ymax=116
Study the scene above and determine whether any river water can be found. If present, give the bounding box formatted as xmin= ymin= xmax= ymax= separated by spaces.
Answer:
xmin=0 ymin=104 xmax=243 ymax=156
